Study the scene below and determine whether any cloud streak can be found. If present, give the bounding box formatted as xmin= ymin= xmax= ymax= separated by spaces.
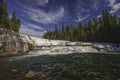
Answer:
xmin=20 ymin=24 xmax=46 ymax=38
xmin=13 ymin=0 xmax=65 ymax=37
xmin=20 ymin=27 xmax=46 ymax=38
xmin=24 ymin=7 xmax=65 ymax=24
xmin=75 ymin=14 xmax=90 ymax=22
xmin=108 ymin=0 xmax=120 ymax=13
xmin=108 ymin=0 xmax=116 ymax=7
xmin=110 ymin=3 xmax=120 ymax=13
xmin=14 ymin=0 xmax=65 ymax=24
xmin=22 ymin=22 xmax=44 ymax=31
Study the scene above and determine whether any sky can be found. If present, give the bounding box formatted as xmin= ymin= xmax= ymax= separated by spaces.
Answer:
xmin=6 ymin=0 xmax=120 ymax=37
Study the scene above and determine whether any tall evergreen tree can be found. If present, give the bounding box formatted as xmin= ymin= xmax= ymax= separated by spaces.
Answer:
xmin=10 ymin=12 xmax=21 ymax=32
xmin=43 ymin=10 xmax=120 ymax=43
xmin=0 ymin=0 xmax=9 ymax=28
xmin=0 ymin=1 xmax=21 ymax=32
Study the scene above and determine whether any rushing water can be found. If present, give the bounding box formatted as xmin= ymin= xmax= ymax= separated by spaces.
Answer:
xmin=0 ymin=51 xmax=120 ymax=80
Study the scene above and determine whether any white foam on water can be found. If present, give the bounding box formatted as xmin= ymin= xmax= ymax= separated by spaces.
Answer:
xmin=5 ymin=46 xmax=99 ymax=61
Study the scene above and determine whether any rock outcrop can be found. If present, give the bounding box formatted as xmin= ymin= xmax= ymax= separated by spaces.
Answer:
xmin=11 ymin=69 xmax=19 ymax=74
xmin=0 ymin=28 xmax=120 ymax=57
xmin=0 ymin=28 xmax=31 ymax=56
xmin=21 ymin=34 xmax=120 ymax=52
xmin=24 ymin=70 xmax=36 ymax=79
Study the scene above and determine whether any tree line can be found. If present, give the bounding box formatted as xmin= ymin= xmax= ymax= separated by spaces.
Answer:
xmin=0 ymin=0 xmax=20 ymax=32
xmin=43 ymin=10 xmax=120 ymax=43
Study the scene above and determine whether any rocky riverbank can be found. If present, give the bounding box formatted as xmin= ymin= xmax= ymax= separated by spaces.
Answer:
xmin=0 ymin=28 xmax=32 ymax=57
xmin=0 ymin=53 xmax=120 ymax=80
xmin=0 ymin=28 xmax=120 ymax=57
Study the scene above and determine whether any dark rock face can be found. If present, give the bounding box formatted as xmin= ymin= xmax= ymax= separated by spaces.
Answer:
xmin=0 ymin=28 xmax=31 ymax=57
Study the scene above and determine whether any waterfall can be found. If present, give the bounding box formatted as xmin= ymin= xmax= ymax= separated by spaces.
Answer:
xmin=0 ymin=31 xmax=120 ymax=57
xmin=23 ymin=42 xmax=29 ymax=52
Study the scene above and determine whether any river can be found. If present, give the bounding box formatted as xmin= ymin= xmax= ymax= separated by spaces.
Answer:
xmin=0 ymin=51 xmax=120 ymax=80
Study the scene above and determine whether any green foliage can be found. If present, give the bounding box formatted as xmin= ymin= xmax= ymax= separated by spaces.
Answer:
xmin=0 ymin=1 xmax=9 ymax=28
xmin=0 ymin=0 xmax=20 ymax=32
xmin=43 ymin=10 xmax=120 ymax=43
xmin=10 ymin=12 xmax=20 ymax=32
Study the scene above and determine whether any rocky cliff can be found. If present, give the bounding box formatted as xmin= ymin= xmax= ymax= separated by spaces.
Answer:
xmin=0 ymin=28 xmax=31 ymax=56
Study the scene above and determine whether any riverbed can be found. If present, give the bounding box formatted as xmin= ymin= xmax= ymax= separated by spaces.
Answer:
xmin=0 ymin=51 xmax=120 ymax=80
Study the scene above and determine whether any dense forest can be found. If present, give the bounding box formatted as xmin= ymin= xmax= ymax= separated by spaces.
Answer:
xmin=0 ymin=0 xmax=20 ymax=32
xmin=43 ymin=10 xmax=120 ymax=43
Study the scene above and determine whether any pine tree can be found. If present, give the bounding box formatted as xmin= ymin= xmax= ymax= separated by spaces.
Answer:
xmin=0 ymin=1 xmax=21 ymax=32
xmin=69 ymin=24 xmax=75 ymax=41
xmin=0 ymin=0 xmax=9 ymax=28
xmin=10 ymin=12 xmax=21 ymax=32
xmin=61 ymin=24 xmax=66 ymax=40
xmin=43 ymin=10 xmax=120 ymax=43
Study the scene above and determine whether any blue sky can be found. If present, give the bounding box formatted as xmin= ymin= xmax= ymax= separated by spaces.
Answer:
xmin=6 ymin=0 xmax=120 ymax=37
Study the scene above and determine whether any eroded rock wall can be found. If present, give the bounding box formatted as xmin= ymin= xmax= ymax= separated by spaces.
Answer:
xmin=0 ymin=29 xmax=31 ymax=56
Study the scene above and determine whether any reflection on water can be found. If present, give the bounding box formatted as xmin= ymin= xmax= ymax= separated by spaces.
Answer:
xmin=0 ymin=51 xmax=120 ymax=80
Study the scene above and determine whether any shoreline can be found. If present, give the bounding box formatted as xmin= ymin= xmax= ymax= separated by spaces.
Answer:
xmin=0 ymin=44 xmax=120 ymax=58
xmin=0 ymin=32 xmax=120 ymax=57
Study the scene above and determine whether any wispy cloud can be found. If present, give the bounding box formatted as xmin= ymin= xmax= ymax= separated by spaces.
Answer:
xmin=14 ymin=0 xmax=65 ymax=24
xmin=35 ymin=0 xmax=49 ymax=6
xmin=108 ymin=0 xmax=116 ymax=7
xmin=97 ymin=15 xmax=102 ymax=18
xmin=75 ymin=0 xmax=91 ymax=22
xmin=23 ymin=7 xmax=65 ymax=24
xmin=23 ymin=22 xmax=44 ymax=31
xmin=14 ymin=0 xmax=65 ymax=37
xmin=19 ymin=19 xmax=45 ymax=37
xmin=75 ymin=14 xmax=90 ymax=22
xmin=75 ymin=0 xmax=90 ymax=13
xmin=107 ymin=0 xmax=120 ymax=13
xmin=20 ymin=24 xmax=46 ymax=38
xmin=93 ymin=1 xmax=100 ymax=10
xmin=110 ymin=3 xmax=120 ymax=13
xmin=18 ymin=0 xmax=49 ymax=7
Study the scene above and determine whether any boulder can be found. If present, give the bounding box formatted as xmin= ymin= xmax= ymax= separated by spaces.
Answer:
xmin=24 ymin=70 xmax=36 ymax=79
xmin=11 ymin=69 xmax=19 ymax=74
